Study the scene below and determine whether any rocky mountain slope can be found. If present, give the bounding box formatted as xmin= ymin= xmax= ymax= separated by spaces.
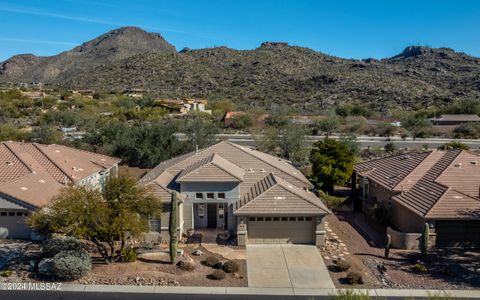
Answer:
xmin=1 ymin=27 xmax=479 ymax=112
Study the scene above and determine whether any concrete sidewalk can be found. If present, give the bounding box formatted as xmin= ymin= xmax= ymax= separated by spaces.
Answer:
xmin=1 ymin=284 xmax=480 ymax=299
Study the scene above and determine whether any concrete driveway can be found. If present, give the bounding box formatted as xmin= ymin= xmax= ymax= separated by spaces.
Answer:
xmin=246 ymin=244 xmax=334 ymax=289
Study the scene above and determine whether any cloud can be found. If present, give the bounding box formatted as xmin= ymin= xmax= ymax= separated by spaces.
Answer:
xmin=0 ymin=37 xmax=77 ymax=46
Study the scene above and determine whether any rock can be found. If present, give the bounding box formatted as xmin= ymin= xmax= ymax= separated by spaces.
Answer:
xmin=176 ymin=249 xmax=184 ymax=256
xmin=192 ymin=249 xmax=204 ymax=256
xmin=0 ymin=228 xmax=8 ymax=239
xmin=38 ymin=258 xmax=54 ymax=275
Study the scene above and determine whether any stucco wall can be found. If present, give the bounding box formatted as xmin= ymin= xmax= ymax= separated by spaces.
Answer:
xmin=390 ymin=200 xmax=426 ymax=233
xmin=180 ymin=182 xmax=239 ymax=204
xmin=387 ymin=226 xmax=437 ymax=250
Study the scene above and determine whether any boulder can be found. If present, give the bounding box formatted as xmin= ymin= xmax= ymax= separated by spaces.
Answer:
xmin=192 ymin=249 xmax=204 ymax=256
xmin=0 ymin=228 xmax=8 ymax=239
xmin=38 ymin=258 xmax=54 ymax=276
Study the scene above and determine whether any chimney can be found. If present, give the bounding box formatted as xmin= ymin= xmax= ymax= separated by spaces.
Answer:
xmin=195 ymin=144 xmax=199 ymax=153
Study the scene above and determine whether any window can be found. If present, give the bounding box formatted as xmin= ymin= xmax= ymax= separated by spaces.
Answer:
xmin=281 ymin=217 xmax=288 ymax=221
xmin=198 ymin=204 xmax=205 ymax=219
xmin=217 ymin=192 xmax=225 ymax=199
xmin=0 ymin=212 xmax=6 ymax=216
xmin=206 ymin=193 xmax=214 ymax=199
xmin=273 ymin=217 xmax=280 ymax=221
xmin=16 ymin=212 xmax=23 ymax=216
xmin=297 ymin=217 xmax=304 ymax=221
xmin=8 ymin=212 xmax=15 ymax=216
xmin=305 ymin=217 xmax=312 ymax=221
xmin=265 ymin=217 xmax=272 ymax=221
xmin=289 ymin=217 xmax=296 ymax=221
xmin=148 ymin=217 xmax=160 ymax=232
xmin=248 ymin=217 xmax=255 ymax=221
xmin=195 ymin=193 xmax=203 ymax=199
xmin=257 ymin=217 xmax=264 ymax=221
xmin=218 ymin=203 xmax=224 ymax=209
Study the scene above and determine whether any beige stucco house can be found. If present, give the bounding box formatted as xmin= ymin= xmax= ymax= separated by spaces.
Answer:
xmin=140 ymin=141 xmax=329 ymax=246
xmin=353 ymin=149 xmax=480 ymax=248
xmin=0 ymin=141 xmax=121 ymax=239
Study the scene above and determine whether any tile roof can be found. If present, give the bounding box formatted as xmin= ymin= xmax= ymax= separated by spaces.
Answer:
xmin=234 ymin=173 xmax=329 ymax=215
xmin=176 ymin=153 xmax=244 ymax=182
xmin=141 ymin=141 xmax=322 ymax=215
xmin=431 ymin=114 xmax=480 ymax=122
xmin=359 ymin=149 xmax=480 ymax=220
xmin=0 ymin=141 xmax=121 ymax=208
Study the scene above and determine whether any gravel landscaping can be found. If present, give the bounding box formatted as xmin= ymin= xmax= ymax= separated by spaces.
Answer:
xmin=321 ymin=212 xmax=480 ymax=290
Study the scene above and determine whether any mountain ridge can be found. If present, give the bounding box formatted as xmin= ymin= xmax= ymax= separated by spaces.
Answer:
xmin=1 ymin=27 xmax=479 ymax=112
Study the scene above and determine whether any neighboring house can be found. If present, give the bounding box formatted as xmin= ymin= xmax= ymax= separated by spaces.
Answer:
xmin=0 ymin=142 xmax=121 ymax=240
xmin=20 ymin=91 xmax=46 ymax=100
xmin=123 ymin=88 xmax=146 ymax=98
xmin=429 ymin=114 xmax=480 ymax=125
xmin=140 ymin=141 xmax=329 ymax=246
xmin=353 ymin=150 xmax=480 ymax=248
xmin=156 ymin=99 xmax=211 ymax=115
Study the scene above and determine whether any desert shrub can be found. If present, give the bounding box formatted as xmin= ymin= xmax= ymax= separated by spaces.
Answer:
xmin=43 ymin=236 xmax=83 ymax=258
xmin=0 ymin=270 xmax=12 ymax=277
xmin=384 ymin=142 xmax=397 ymax=154
xmin=52 ymin=250 xmax=91 ymax=280
xmin=318 ymin=190 xmax=347 ymax=209
xmin=209 ymin=269 xmax=226 ymax=280
xmin=413 ymin=263 xmax=428 ymax=273
xmin=346 ymin=271 xmax=363 ymax=284
xmin=121 ymin=248 xmax=137 ymax=263
xmin=335 ymin=259 xmax=351 ymax=272
xmin=203 ymin=256 xmax=220 ymax=267
xmin=177 ymin=260 xmax=195 ymax=271
xmin=223 ymin=260 xmax=239 ymax=273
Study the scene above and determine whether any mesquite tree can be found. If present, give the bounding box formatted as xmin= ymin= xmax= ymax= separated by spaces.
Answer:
xmin=169 ymin=191 xmax=178 ymax=264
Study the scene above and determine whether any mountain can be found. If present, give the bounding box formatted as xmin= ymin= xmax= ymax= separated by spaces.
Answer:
xmin=1 ymin=27 xmax=480 ymax=112
xmin=0 ymin=27 xmax=176 ymax=82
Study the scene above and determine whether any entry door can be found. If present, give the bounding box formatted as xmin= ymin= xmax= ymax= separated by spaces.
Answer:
xmin=207 ymin=203 xmax=217 ymax=228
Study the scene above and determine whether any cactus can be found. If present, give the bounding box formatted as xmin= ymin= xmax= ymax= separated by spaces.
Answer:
xmin=169 ymin=191 xmax=178 ymax=264
xmin=420 ymin=223 xmax=429 ymax=257
xmin=384 ymin=233 xmax=391 ymax=258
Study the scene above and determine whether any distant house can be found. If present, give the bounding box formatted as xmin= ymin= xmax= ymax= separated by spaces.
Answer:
xmin=20 ymin=91 xmax=46 ymax=100
xmin=429 ymin=114 xmax=480 ymax=125
xmin=123 ymin=88 xmax=146 ymax=98
xmin=353 ymin=150 xmax=480 ymax=248
xmin=156 ymin=98 xmax=211 ymax=115
xmin=0 ymin=142 xmax=120 ymax=239
xmin=140 ymin=141 xmax=329 ymax=246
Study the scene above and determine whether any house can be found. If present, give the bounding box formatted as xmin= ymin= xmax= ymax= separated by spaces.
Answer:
xmin=20 ymin=91 xmax=46 ymax=100
xmin=353 ymin=150 xmax=480 ymax=248
xmin=429 ymin=114 xmax=480 ymax=125
xmin=140 ymin=141 xmax=329 ymax=246
xmin=0 ymin=142 xmax=121 ymax=239
xmin=123 ymin=88 xmax=146 ymax=98
xmin=156 ymin=98 xmax=212 ymax=115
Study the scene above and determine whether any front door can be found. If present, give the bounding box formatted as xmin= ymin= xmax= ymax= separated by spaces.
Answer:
xmin=207 ymin=203 xmax=217 ymax=228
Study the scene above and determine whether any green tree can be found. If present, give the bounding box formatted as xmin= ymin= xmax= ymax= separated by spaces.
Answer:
xmin=183 ymin=113 xmax=219 ymax=151
xmin=438 ymin=141 xmax=470 ymax=150
xmin=29 ymin=126 xmax=63 ymax=144
xmin=28 ymin=173 xmax=162 ymax=262
xmin=315 ymin=117 xmax=340 ymax=137
xmin=402 ymin=116 xmax=431 ymax=140
xmin=0 ymin=124 xmax=28 ymax=142
xmin=309 ymin=138 xmax=355 ymax=193
xmin=377 ymin=122 xmax=397 ymax=138
xmin=384 ymin=142 xmax=397 ymax=154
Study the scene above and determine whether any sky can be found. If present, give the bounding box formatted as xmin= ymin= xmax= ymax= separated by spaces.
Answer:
xmin=0 ymin=0 xmax=479 ymax=62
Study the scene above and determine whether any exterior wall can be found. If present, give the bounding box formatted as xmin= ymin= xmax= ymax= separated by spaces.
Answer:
xmin=180 ymin=182 xmax=239 ymax=204
xmin=156 ymin=202 xmax=184 ymax=242
xmin=315 ymin=215 xmax=326 ymax=247
xmin=389 ymin=200 xmax=426 ymax=233
xmin=77 ymin=165 xmax=118 ymax=192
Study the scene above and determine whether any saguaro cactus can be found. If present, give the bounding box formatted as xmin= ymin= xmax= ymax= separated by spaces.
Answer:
xmin=384 ymin=233 xmax=391 ymax=258
xmin=169 ymin=191 xmax=178 ymax=264
xmin=420 ymin=223 xmax=429 ymax=257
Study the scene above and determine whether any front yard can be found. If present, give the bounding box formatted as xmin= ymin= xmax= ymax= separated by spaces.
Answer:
xmin=321 ymin=211 xmax=480 ymax=290
xmin=0 ymin=239 xmax=247 ymax=287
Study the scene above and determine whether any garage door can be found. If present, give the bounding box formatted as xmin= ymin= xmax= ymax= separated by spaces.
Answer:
xmin=0 ymin=211 xmax=32 ymax=240
xmin=436 ymin=221 xmax=480 ymax=248
xmin=247 ymin=216 xmax=315 ymax=244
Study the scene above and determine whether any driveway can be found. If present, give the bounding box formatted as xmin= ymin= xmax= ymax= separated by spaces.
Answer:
xmin=246 ymin=244 xmax=334 ymax=288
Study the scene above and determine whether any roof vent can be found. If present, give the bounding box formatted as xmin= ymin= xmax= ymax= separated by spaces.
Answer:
xmin=5 ymin=161 xmax=13 ymax=166
xmin=400 ymin=155 xmax=411 ymax=161
xmin=274 ymin=196 xmax=285 ymax=200
xmin=455 ymin=163 xmax=462 ymax=168
xmin=20 ymin=187 xmax=28 ymax=191
xmin=260 ymin=168 xmax=266 ymax=173
xmin=38 ymin=179 xmax=46 ymax=183
xmin=248 ymin=168 xmax=254 ymax=173
xmin=471 ymin=161 xmax=478 ymax=166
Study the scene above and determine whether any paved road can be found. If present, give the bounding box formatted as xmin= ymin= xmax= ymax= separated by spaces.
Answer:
xmin=176 ymin=133 xmax=480 ymax=150
xmin=246 ymin=245 xmax=334 ymax=289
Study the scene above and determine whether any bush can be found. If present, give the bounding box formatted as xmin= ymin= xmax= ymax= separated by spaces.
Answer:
xmin=203 ymin=256 xmax=220 ymax=267
xmin=43 ymin=236 xmax=83 ymax=258
xmin=318 ymin=190 xmax=347 ymax=209
xmin=413 ymin=263 xmax=428 ymax=273
xmin=209 ymin=269 xmax=226 ymax=280
xmin=346 ymin=271 xmax=363 ymax=284
xmin=52 ymin=250 xmax=91 ymax=280
xmin=223 ymin=260 xmax=239 ymax=273
xmin=333 ymin=289 xmax=371 ymax=300
xmin=0 ymin=270 xmax=12 ymax=277
xmin=121 ymin=248 xmax=137 ymax=263
xmin=177 ymin=260 xmax=195 ymax=271
xmin=335 ymin=259 xmax=351 ymax=272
